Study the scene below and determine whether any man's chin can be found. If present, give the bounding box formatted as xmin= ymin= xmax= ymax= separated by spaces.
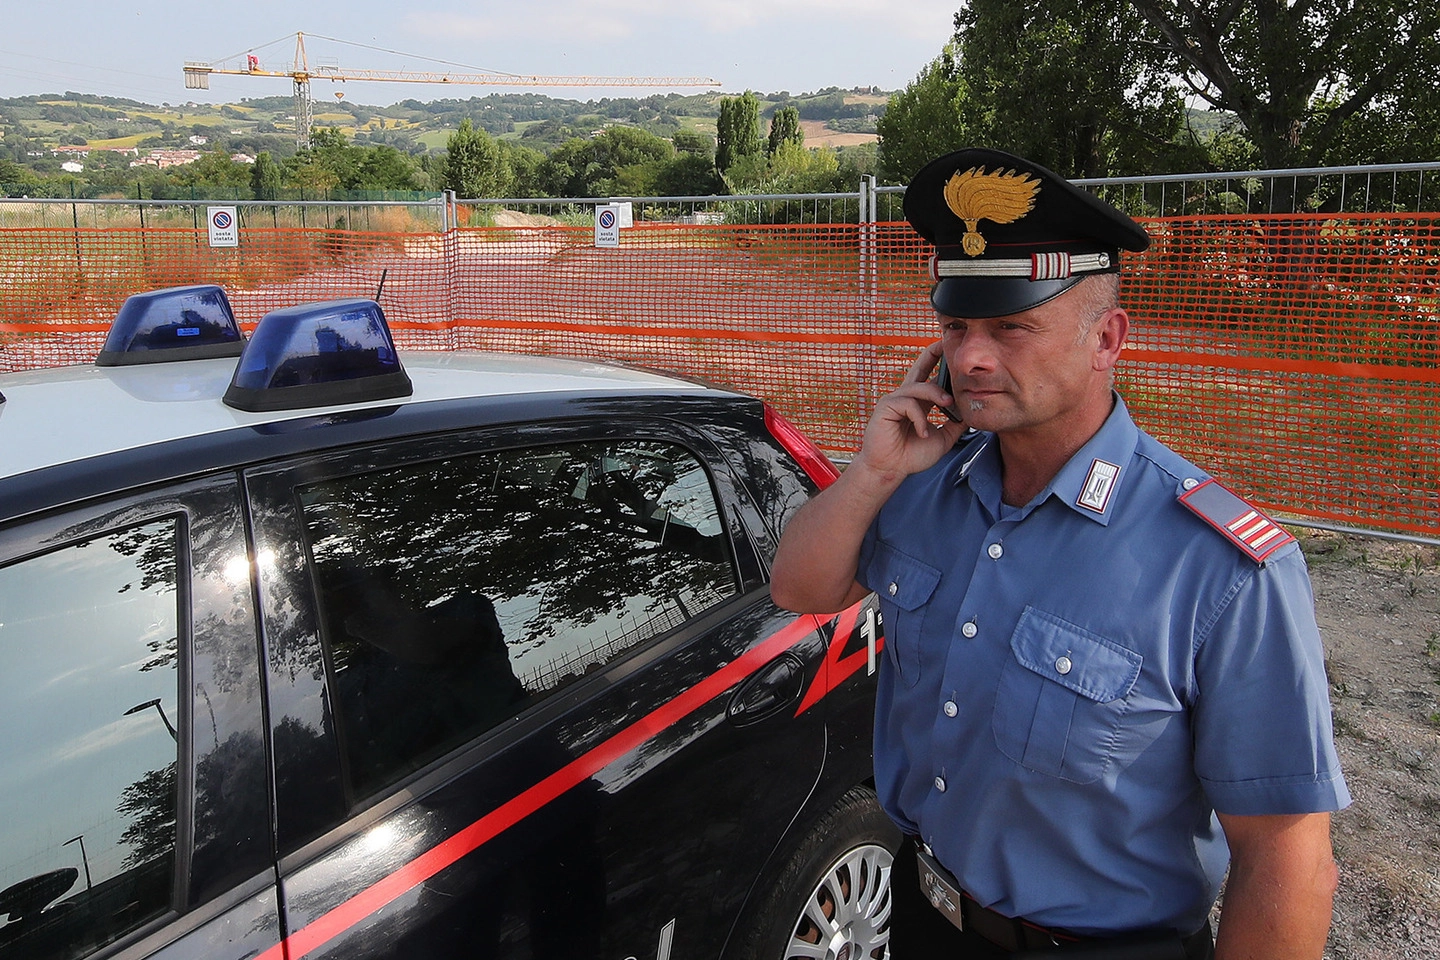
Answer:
xmin=961 ymin=397 xmax=1008 ymax=431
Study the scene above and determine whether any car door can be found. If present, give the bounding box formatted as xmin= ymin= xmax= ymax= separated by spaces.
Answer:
xmin=243 ymin=414 xmax=832 ymax=960
xmin=0 ymin=476 xmax=278 ymax=960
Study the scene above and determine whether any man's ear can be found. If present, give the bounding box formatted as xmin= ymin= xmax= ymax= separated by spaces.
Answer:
xmin=1092 ymin=307 xmax=1129 ymax=372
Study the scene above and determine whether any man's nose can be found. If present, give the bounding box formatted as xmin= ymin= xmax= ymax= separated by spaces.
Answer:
xmin=953 ymin=330 xmax=997 ymax=374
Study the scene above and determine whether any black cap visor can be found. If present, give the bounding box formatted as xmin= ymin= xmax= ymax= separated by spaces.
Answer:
xmin=930 ymin=275 xmax=1082 ymax=319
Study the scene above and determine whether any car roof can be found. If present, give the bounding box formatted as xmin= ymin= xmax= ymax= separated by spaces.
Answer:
xmin=0 ymin=352 xmax=708 ymax=482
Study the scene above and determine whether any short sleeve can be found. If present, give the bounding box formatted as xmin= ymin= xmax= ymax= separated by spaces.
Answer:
xmin=1192 ymin=547 xmax=1351 ymax=815
xmin=856 ymin=516 xmax=881 ymax=595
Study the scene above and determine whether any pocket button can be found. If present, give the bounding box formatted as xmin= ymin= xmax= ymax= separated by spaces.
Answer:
xmin=934 ymin=776 xmax=947 ymax=792
xmin=961 ymin=621 xmax=978 ymax=639
xmin=943 ymin=700 xmax=958 ymax=718
xmin=1055 ymin=656 xmax=1073 ymax=675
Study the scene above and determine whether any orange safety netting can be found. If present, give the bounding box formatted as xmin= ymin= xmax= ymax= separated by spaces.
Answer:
xmin=0 ymin=216 xmax=1436 ymax=537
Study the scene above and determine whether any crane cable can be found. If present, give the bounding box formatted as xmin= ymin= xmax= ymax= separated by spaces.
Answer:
xmin=207 ymin=31 xmax=524 ymax=80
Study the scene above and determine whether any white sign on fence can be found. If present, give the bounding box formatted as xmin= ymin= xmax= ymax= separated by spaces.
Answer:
xmin=207 ymin=206 xmax=239 ymax=247
xmin=594 ymin=203 xmax=622 ymax=247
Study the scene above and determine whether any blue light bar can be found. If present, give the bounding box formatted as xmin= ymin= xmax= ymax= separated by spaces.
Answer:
xmin=96 ymin=285 xmax=244 ymax=366
xmin=222 ymin=298 xmax=412 ymax=412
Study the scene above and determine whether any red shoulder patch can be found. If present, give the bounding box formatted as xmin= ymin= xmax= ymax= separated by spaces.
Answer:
xmin=1178 ymin=479 xmax=1296 ymax=563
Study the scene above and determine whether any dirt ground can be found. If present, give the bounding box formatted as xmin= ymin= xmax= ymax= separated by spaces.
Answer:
xmin=798 ymin=119 xmax=878 ymax=148
xmin=1290 ymin=530 xmax=1440 ymax=958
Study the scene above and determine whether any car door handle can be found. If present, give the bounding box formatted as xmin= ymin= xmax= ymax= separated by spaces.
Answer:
xmin=726 ymin=653 xmax=806 ymax=726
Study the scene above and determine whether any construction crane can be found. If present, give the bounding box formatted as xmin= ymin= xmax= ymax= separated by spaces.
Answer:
xmin=184 ymin=32 xmax=721 ymax=148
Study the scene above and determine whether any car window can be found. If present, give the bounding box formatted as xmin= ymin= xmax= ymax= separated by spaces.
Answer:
xmin=298 ymin=438 xmax=739 ymax=800
xmin=0 ymin=519 xmax=182 ymax=960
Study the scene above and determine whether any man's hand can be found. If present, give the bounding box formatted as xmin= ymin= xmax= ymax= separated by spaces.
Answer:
xmin=770 ymin=342 xmax=968 ymax=613
xmin=850 ymin=341 xmax=969 ymax=485
xmin=1214 ymin=811 xmax=1338 ymax=960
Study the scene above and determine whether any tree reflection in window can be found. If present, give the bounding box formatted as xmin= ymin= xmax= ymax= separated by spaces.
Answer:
xmin=300 ymin=439 xmax=739 ymax=799
xmin=0 ymin=520 xmax=180 ymax=960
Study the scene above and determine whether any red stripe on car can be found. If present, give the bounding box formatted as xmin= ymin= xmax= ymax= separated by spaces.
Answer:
xmin=261 ymin=612 xmax=825 ymax=960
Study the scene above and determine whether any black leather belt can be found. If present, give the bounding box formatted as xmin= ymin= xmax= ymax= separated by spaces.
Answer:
xmin=916 ymin=843 xmax=1082 ymax=951
xmin=914 ymin=841 xmax=1213 ymax=958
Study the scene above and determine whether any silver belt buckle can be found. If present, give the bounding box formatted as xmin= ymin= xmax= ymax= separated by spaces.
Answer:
xmin=916 ymin=845 xmax=965 ymax=932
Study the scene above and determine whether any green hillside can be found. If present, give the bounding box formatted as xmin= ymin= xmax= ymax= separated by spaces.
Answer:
xmin=0 ymin=87 xmax=889 ymax=162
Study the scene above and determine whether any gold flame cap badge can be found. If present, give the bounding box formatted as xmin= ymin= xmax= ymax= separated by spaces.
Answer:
xmin=943 ymin=166 xmax=1041 ymax=256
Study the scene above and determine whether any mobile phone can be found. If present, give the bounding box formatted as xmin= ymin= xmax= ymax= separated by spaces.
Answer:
xmin=932 ymin=356 xmax=964 ymax=423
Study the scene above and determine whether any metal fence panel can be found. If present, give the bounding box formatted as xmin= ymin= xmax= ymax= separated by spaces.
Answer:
xmin=1 ymin=164 xmax=1437 ymax=540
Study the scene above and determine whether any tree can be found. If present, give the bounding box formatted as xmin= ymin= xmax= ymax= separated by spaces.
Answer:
xmin=1130 ymin=0 xmax=1440 ymax=169
xmin=285 ymin=155 xmax=341 ymax=193
xmin=500 ymin=142 xmax=547 ymax=197
xmin=671 ymin=130 xmax=714 ymax=157
xmin=301 ymin=127 xmax=360 ymax=189
xmin=0 ymin=158 xmax=38 ymax=188
xmin=352 ymin=147 xmax=427 ymax=191
xmin=1324 ymin=66 xmax=1440 ymax=165
xmin=721 ymin=141 xmax=847 ymax=217
xmin=444 ymin=118 xmax=507 ymax=197
xmin=767 ymin=106 xmax=804 ymax=156
xmin=652 ymin=153 xmax=725 ymax=196
xmin=715 ymin=92 xmax=763 ymax=172
xmin=949 ymin=0 xmax=1198 ymax=178
xmin=251 ymin=151 xmax=282 ymax=199
xmin=876 ymin=45 xmax=967 ymax=183
xmin=537 ymin=127 xmax=673 ymax=196
xmin=169 ymin=150 xmax=253 ymax=191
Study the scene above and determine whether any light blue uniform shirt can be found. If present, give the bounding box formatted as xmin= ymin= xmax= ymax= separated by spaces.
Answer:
xmin=857 ymin=396 xmax=1349 ymax=936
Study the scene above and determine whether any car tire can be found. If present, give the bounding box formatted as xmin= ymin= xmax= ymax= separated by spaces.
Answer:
xmin=738 ymin=786 xmax=901 ymax=960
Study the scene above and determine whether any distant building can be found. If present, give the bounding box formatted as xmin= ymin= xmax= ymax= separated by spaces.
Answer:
xmin=55 ymin=145 xmax=140 ymax=158
xmin=129 ymin=149 xmax=204 ymax=170
xmin=231 ymin=153 xmax=256 ymax=165
xmin=188 ymin=135 xmax=209 ymax=146
xmin=61 ymin=161 xmax=84 ymax=173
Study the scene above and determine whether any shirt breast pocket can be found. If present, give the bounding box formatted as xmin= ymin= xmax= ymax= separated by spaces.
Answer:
xmin=870 ymin=540 xmax=941 ymax=689
xmin=991 ymin=607 xmax=1143 ymax=784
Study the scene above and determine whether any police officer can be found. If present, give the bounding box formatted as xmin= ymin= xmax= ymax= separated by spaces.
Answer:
xmin=771 ymin=148 xmax=1349 ymax=959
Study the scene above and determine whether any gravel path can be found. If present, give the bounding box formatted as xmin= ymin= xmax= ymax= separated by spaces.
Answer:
xmin=1300 ymin=531 xmax=1440 ymax=959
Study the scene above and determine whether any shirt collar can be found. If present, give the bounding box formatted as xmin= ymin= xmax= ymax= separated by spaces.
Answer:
xmin=952 ymin=393 xmax=1139 ymax=525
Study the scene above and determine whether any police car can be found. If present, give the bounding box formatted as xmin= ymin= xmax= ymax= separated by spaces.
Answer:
xmin=0 ymin=286 xmax=896 ymax=960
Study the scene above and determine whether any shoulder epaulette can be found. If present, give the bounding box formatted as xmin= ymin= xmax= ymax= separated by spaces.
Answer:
xmin=1178 ymin=479 xmax=1296 ymax=563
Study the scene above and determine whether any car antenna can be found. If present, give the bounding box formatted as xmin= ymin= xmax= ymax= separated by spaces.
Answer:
xmin=375 ymin=267 xmax=388 ymax=303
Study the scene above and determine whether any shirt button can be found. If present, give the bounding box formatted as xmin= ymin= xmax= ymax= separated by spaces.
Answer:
xmin=888 ymin=582 xmax=898 ymax=596
xmin=1055 ymin=656 xmax=1073 ymax=675
xmin=934 ymin=776 xmax=947 ymax=793
xmin=943 ymin=700 xmax=958 ymax=718
xmin=1182 ymin=478 xmax=1200 ymax=490
xmin=987 ymin=543 xmax=1003 ymax=559
xmin=961 ymin=621 xmax=978 ymax=639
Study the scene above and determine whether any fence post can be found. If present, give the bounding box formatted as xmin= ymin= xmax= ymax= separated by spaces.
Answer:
xmin=444 ymin=190 xmax=459 ymax=348
xmin=859 ymin=175 xmax=879 ymax=432
xmin=69 ymin=181 xmax=83 ymax=276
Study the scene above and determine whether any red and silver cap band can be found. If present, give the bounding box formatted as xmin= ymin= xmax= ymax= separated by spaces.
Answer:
xmin=928 ymin=251 xmax=1113 ymax=283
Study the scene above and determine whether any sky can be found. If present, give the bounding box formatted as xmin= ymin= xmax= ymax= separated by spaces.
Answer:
xmin=0 ymin=0 xmax=961 ymax=107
